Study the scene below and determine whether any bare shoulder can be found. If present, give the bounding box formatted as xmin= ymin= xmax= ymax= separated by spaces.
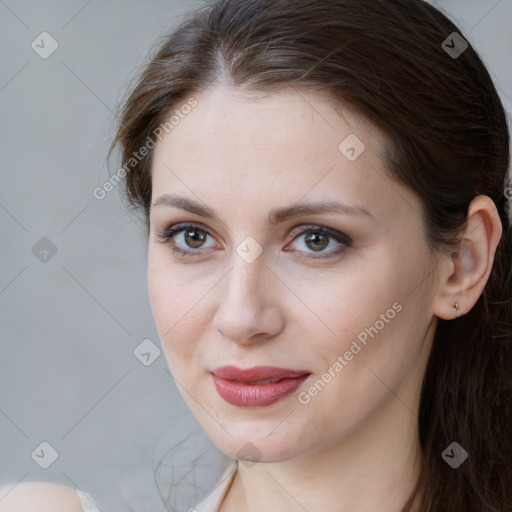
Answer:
xmin=0 ymin=482 xmax=84 ymax=512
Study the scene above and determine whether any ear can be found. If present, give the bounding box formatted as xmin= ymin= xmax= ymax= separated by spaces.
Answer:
xmin=433 ymin=195 xmax=503 ymax=320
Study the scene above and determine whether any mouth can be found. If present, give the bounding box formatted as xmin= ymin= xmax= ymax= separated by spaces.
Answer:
xmin=231 ymin=378 xmax=282 ymax=385
xmin=211 ymin=365 xmax=311 ymax=407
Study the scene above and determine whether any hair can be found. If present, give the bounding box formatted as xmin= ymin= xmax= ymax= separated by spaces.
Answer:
xmin=108 ymin=0 xmax=512 ymax=510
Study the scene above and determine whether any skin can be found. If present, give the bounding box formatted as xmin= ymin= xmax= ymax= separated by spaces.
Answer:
xmin=148 ymin=85 xmax=502 ymax=512
xmin=0 ymin=483 xmax=84 ymax=512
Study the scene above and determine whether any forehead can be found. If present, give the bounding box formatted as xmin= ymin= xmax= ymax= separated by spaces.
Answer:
xmin=150 ymin=85 xmax=412 ymax=224
xmin=153 ymin=85 xmax=383 ymax=167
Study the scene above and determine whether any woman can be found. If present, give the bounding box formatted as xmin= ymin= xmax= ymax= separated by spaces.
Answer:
xmin=1 ymin=0 xmax=510 ymax=510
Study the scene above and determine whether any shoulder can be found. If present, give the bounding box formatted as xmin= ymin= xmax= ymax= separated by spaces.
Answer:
xmin=0 ymin=482 xmax=84 ymax=512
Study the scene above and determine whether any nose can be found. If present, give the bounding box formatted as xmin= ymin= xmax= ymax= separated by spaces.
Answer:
xmin=212 ymin=255 xmax=285 ymax=346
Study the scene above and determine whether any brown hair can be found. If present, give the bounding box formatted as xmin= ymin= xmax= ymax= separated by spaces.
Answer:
xmin=108 ymin=0 xmax=512 ymax=510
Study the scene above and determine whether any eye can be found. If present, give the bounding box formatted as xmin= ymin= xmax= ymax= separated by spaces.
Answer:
xmin=153 ymin=223 xmax=352 ymax=260
xmin=154 ymin=223 xmax=218 ymax=258
xmin=285 ymin=225 xmax=352 ymax=259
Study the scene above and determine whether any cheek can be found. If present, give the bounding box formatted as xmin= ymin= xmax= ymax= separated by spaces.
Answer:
xmin=301 ymin=257 xmax=398 ymax=348
xmin=305 ymin=249 xmax=426 ymax=384
xmin=147 ymin=256 xmax=216 ymax=369
xmin=148 ymin=264 xmax=192 ymax=361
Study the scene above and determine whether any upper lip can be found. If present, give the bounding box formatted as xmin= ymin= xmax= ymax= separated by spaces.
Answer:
xmin=212 ymin=365 xmax=310 ymax=382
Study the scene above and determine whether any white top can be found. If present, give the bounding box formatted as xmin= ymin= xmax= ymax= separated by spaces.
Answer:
xmin=75 ymin=460 xmax=238 ymax=512
xmin=194 ymin=460 xmax=238 ymax=511
xmin=75 ymin=489 xmax=102 ymax=512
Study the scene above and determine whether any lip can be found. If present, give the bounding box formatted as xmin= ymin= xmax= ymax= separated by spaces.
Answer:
xmin=212 ymin=365 xmax=310 ymax=408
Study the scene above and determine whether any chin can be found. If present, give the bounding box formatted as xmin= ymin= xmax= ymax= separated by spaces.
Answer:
xmin=201 ymin=421 xmax=311 ymax=464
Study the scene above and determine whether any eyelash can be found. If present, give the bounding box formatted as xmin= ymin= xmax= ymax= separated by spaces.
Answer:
xmin=153 ymin=222 xmax=353 ymax=260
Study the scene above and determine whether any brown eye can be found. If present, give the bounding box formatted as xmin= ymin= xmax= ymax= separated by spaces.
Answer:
xmin=285 ymin=225 xmax=352 ymax=260
xmin=182 ymin=227 xmax=208 ymax=249
xmin=154 ymin=223 xmax=217 ymax=257
xmin=304 ymin=231 xmax=330 ymax=252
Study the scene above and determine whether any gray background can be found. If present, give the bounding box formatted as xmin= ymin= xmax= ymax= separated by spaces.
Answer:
xmin=0 ymin=1 xmax=511 ymax=511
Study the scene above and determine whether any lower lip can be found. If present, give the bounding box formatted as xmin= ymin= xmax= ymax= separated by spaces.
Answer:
xmin=212 ymin=374 xmax=310 ymax=407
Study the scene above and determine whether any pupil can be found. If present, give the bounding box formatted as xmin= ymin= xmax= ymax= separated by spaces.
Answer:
xmin=185 ymin=229 xmax=206 ymax=248
xmin=306 ymin=232 xmax=328 ymax=251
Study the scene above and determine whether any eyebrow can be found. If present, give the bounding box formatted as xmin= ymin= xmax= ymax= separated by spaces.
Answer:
xmin=151 ymin=193 xmax=374 ymax=225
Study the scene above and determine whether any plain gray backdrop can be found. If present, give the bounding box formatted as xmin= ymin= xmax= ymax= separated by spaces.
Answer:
xmin=1 ymin=1 xmax=511 ymax=511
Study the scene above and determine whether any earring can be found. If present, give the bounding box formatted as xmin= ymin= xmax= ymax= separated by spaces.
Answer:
xmin=454 ymin=303 xmax=461 ymax=318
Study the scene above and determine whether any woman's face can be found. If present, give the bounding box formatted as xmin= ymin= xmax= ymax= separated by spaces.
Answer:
xmin=148 ymin=85 xmax=441 ymax=463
